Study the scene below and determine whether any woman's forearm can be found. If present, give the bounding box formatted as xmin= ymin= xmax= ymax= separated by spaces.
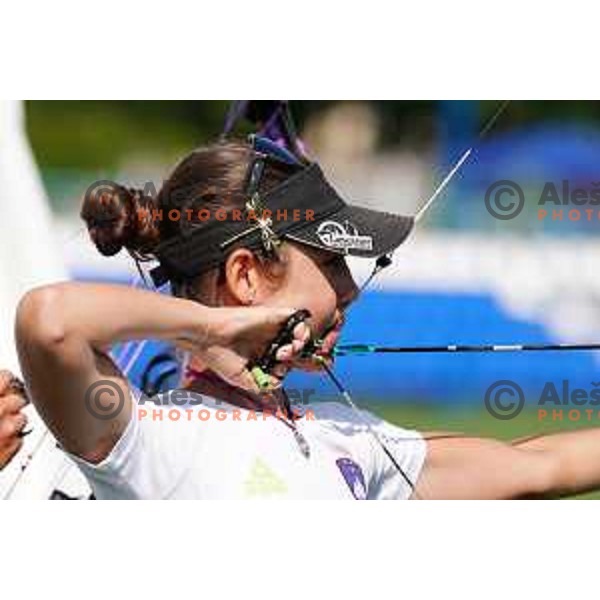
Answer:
xmin=17 ymin=282 xmax=211 ymax=350
xmin=512 ymin=429 xmax=600 ymax=496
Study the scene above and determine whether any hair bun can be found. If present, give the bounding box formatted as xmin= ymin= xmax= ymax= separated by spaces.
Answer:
xmin=80 ymin=182 xmax=160 ymax=258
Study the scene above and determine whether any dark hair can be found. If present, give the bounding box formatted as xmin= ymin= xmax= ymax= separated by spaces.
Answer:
xmin=80 ymin=141 xmax=300 ymax=300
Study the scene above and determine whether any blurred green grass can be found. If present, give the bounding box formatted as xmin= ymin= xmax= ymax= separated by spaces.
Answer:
xmin=372 ymin=404 xmax=600 ymax=499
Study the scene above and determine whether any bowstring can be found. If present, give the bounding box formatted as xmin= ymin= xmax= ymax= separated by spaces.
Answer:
xmin=317 ymin=358 xmax=420 ymax=498
xmin=369 ymin=100 xmax=511 ymax=294
xmin=318 ymin=101 xmax=511 ymax=497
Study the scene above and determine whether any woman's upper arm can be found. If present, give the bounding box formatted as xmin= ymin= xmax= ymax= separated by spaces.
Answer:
xmin=15 ymin=286 xmax=132 ymax=463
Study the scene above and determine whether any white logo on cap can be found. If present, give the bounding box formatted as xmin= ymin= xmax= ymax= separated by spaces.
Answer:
xmin=316 ymin=220 xmax=373 ymax=252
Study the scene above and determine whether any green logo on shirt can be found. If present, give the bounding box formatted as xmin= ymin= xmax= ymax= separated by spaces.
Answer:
xmin=244 ymin=458 xmax=288 ymax=497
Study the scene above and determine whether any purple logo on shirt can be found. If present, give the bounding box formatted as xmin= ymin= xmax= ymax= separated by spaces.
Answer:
xmin=336 ymin=458 xmax=367 ymax=500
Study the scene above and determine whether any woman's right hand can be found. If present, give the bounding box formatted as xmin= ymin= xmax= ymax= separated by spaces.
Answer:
xmin=0 ymin=371 xmax=28 ymax=470
xmin=181 ymin=306 xmax=311 ymax=391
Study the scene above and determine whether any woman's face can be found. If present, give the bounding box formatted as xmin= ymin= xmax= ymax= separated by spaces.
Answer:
xmin=186 ymin=241 xmax=359 ymax=383
xmin=258 ymin=242 xmax=359 ymax=353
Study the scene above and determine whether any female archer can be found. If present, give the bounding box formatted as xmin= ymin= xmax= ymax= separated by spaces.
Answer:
xmin=13 ymin=137 xmax=600 ymax=499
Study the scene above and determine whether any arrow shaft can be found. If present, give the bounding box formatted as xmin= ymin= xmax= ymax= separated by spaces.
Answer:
xmin=334 ymin=343 xmax=600 ymax=356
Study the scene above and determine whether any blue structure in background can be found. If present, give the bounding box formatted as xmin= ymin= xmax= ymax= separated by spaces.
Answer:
xmin=288 ymin=290 xmax=600 ymax=405
xmin=438 ymin=100 xmax=479 ymax=167
xmin=431 ymin=100 xmax=600 ymax=235
xmin=437 ymin=122 xmax=600 ymax=233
